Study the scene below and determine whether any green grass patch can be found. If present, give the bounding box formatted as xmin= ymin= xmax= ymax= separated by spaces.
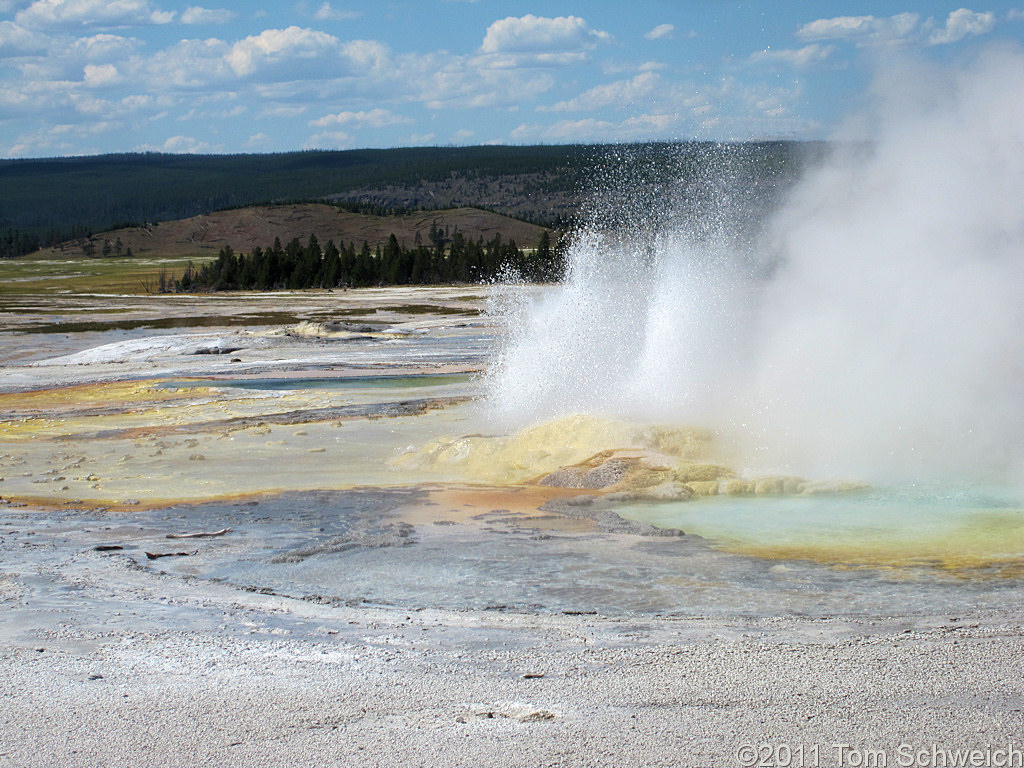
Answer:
xmin=0 ymin=255 xmax=213 ymax=296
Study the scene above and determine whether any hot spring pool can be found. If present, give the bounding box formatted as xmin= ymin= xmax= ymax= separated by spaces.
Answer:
xmin=614 ymin=485 xmax=1024 ymax=572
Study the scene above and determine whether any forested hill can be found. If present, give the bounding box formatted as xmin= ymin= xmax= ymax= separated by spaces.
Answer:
xmin=0 ymin=145 xmax=594 ymax=257
xmin=36 ymin=204 xmax=550 ymax=262
xmin=0 ymin=141 xmax=821 ymax=259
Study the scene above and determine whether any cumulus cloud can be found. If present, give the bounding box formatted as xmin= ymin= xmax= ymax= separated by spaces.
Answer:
xmin=82 ymin=62 xmax=119 ymax=85
xmin=180 ymin=6 xmax=235 ymax=25
xmin=244 ymin=132 xmax=272 ymax=149
xmin=139 ymin=33 xmax=386 ymax=93
xmin=542 ymin=71 xmax=661 ymax=112
xmin=638 ymin=60 xmax=666 ymax=72
xmin=928 ymin=8 xmax=996 ymax=44
xmin=0 ymin=2 xmax=841 ymax=155
xmin=68 ymin=32 xmax=139 ymax=60
xmin=225 ymin=26 xmax=339 ymax=77
xmin=5 ymin=30 xmax=138 ymax=83
xmin=644 ymin=23 xmax=674 ymax=40
xmin=15 ymin=0 xmax=175 ymax=28
xmin=749 ymin=43 xmax=834 ymax=67
xmin=535 ymin=71 xmax=811 ymax=141
xmin=422 ymin=61 xmax=555 ymax=109
xmin=304 ymin=129 xmax=353 ymax=149
xmin=309 ymin=107 xmax=410 ymax=128
xmin=313 ymin=2 xmax=359 ymax=21
xmin=339 ymin=38 xmax=390 ymax=71
xmin=798 ymin=9 xmax=997 ymax=48
xmin=480 ymin=14 xmax=610 ymax=60
xmin=136 ymin=134 xmax=217 ymax=153
xmin=511 ymin=112 xmax=678 ymax=143
xmin=797 ymin=13 xmax=921 ymax=45
xmin=144 ymin=36 xmax=232 ymax=86
xmin=0 ymin=20 xmax=49 ymax=52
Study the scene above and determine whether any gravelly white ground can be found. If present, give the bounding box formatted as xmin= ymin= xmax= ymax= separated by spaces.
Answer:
xmin=1 ymin=513 xmax=1022 ymax=768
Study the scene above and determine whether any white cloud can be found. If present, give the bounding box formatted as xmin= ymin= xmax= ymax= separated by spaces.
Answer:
xmin=797 ymin=9 xmax=996 ymax=49
xmin=480 ymin=14 xmax=610 ymax=56
xmin=314 ymin=2 xmax=359 ymax=21
xmin=542 ymin=71 xmax=661 ymax=112
xmin=180 ymin=7 xmax=235 ymax=25
xmin=244 ymin=132 xmax=272 ymax=149
xmin=1 ymin=13 xmax=594 ymax=151
xmin=928 ymin=9 xmax=996 ymax=44
xmin=68 ymin=32 xmax=139 ymax=60
xmin=144 ymin=37 xmax=232 ymax=86
xmin=475 ymin=49 xmax=589 ymax=68
xmin=261 ymin=105 xmax=307 ymax=118
xmin=2 ymin=116 xmax=135 ymax=157
xmin=177 ymin=102 xmax=243 ymax=121
xmin=339 ymin=38 xmax=390 ymax=71
xmin=3 ymin=30 xmax=137 ymax=83
xmin=749 ymin=43 xmax=834 ymax=67
xmin=136 ymin=134 xmax=217 ymax=153
xmin=16 ymin=0 xmax=175 ymax=28
xmin=225 ymin=26 xmax=339 ymax=77
xmin=511 ymin=113 xmax=679 ymax=143
xmin=798 ymin=15 xmax=875 ymax=40
xmin=518 ymin=74 xmax=816 ymax=143
xmin=83 ymin=62 xmax=119 ymax=85
xmin=422 ymin=62 xmax=555 ymax=109
xmin=120 ymin=92 xmax=152 ymax=109
xmin=1 ymin=1 xmax=842 ymax=155
xmin=0 ymin=20 xmax=48 ymax=52
xmin=304 ymin=129 xmax=353 ymax=149
xmin=309 ymin=107 xmax=410 ymax=128
xmin=4 ymin=130 xmax=77 ymax=157
xmin=797 ymin=13 xmax=921 ymax=46
xmin=644 ymin=23 xmax=674 ymax=41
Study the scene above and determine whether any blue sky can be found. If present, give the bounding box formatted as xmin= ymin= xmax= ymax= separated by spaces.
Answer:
xmin=1 ymin=0 xmax=1022 ymax=157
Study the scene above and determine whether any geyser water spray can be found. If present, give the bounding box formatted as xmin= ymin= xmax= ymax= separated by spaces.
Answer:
xmin=485 ymin=44 xmax=1024 ymax=486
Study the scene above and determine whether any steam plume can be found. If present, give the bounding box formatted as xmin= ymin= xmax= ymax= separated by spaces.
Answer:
xmin=485 ymin=44 xmax=1024 ymax=485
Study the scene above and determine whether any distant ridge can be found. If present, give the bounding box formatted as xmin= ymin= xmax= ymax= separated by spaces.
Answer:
xmin=33 ymin=203 xmax=549 ymax=260
xmin=1 ymin=142 xmax=817 ymax=258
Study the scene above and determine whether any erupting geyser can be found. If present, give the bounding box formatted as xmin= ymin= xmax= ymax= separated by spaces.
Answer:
xmin=485 ymin=45 xmax=1024 ymax=487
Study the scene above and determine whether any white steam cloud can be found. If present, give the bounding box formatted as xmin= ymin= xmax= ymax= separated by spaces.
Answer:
xmin=485 ymin=43 xmax=1024 ymax=485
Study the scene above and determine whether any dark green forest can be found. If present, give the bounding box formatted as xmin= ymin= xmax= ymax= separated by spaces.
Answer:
xmin=0 ymin=141 xmax=819 ymax=259
xmin=174 ymin=228 xmax=564 ymax=292
xmin=0 ymin=145 xmax=593 ymax=258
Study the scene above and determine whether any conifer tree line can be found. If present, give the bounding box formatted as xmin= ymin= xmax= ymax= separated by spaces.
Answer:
xmin=2 ymin=229 xmax=41 ymax=259
xmin=170 ymin=227 xmax=565 ymax=292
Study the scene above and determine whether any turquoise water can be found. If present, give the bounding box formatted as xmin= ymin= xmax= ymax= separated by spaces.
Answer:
xmin=124 ymin=487 xmax=1024 ymax=617
xmin=614 ymin=485 xmax=1024 ymax=569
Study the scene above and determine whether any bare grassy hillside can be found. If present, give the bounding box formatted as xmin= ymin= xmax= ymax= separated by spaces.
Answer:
xmin=35 ymin=204 xmax=551 ymax=260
